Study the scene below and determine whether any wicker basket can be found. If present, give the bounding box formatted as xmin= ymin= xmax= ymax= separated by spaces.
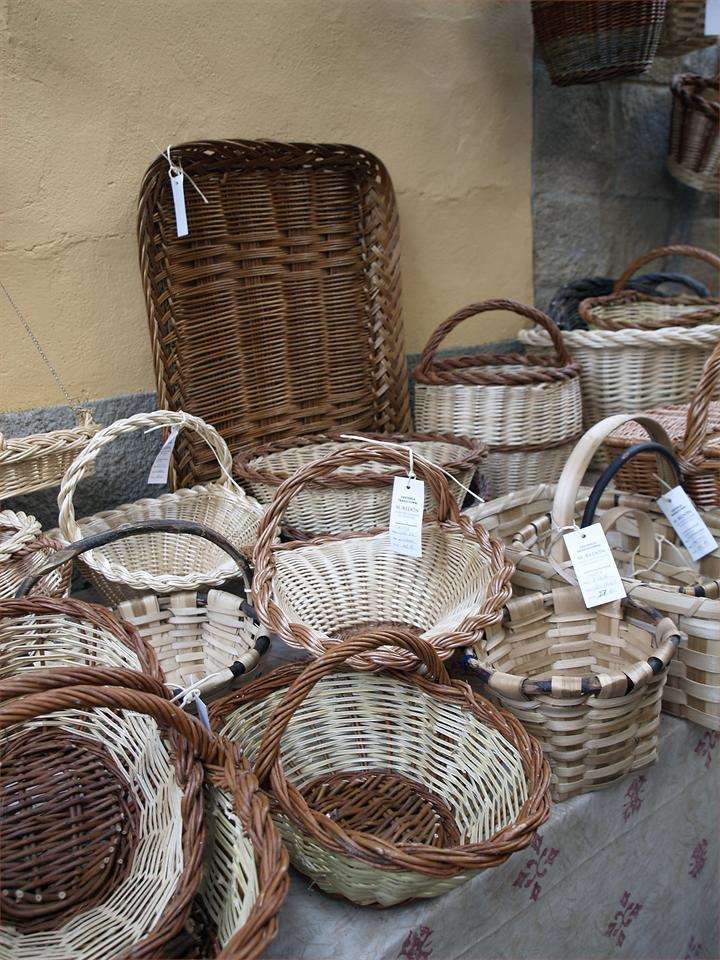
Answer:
xmin=251 ymin=442 xmax=513 ymax=671
xmin=532 ymin=0 xmax=666 ymax=87
xmin=658 ymin=3 xmax=717 ymax=57
xmin=0 ymin=410 xmax=99 ymax=500
xmin=667 ymin=74 xmax=720 ymax=195
xmin=57 ymin=410 xmax=264 ymax=604
xmin=604 ymin=339 xmax=720 ymax=506
xmin=210 ymin=630 xmax=550 ymax=907
xmin=0 ymin=510 xmax=70 ymax=601
xmin=0 ymin=667 xmax=288 ymax=960
xmin=412 ymin=299 xmax=583 ymax=497
xmin=138 ymin=139 xmax=411 ymax=488
xmin=234 ymin=431 xmax=486 ymax=539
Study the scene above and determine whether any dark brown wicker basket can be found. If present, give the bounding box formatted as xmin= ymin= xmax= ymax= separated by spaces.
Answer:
xmin=668 ymin=74 xmax=720 ymax=195
xmin=137 ymin=140 xmax=411 ymax=488
xmin=532 ymin=0 xmax=667 ymax=87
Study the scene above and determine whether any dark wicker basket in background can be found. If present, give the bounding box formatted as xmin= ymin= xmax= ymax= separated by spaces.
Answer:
xmin=668 ymin=74 xmax=720 ymax=194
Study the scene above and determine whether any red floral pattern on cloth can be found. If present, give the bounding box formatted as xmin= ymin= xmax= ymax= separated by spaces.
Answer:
xmin=694 ymin=731 xmax=719 ymax=769
xmin=623 ymin=775 xmax=646 ymax=821
xmin=512 ymin=832 xmax=559 ymax=902
xmin=398 ymin=926 xmax=433 ymax=960
xmin=605 ymin=890 xmax=643 ymax=947
xmin=689 ymin=839 xmax=708 ymax=879
xmin=685 ymin=935 xmax=703 ymax=958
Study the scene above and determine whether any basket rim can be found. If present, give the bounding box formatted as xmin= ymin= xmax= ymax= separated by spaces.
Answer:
xmin=0 ymin=416 xmax=100 ymax=465
xmin=234 ymin=431 xmax=487 ymax=488
xmin=671 ymin=72 xmax=720 ymax=119
xmin=0 ymin=510 xmax=42 ymax=558
xmin=519 ymin=320 xmax=720 ymax=349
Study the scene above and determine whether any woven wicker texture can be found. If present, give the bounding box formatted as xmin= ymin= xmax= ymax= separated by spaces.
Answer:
xmin=532 ymin=0 xmax=666 ymax=86
xmin=137 ymin=139 xmax=411 ymax=488
xmin=667 ymin=74 xmax=720 ymax=194
xmin=658 ymin=1 xmax=717 ymax=54
xmin=412 ymin=300 xmax=582 ymax=496
xmin=234 ymin=431 xmax=486 ymax=538
xmin=211 ymin=630 xmax=550 ymax=907
xmin=0 ymin=411 xmax=99 ymax=500
xmin=0 ymin=511 xmax=69 ymax=601
xmin=604 ymin=339 xmax=720 ymax=506
xmin=251 ymin=442 xmax=514 ymax=670
xmin=57 ymin=410 xmax=263 ymax=603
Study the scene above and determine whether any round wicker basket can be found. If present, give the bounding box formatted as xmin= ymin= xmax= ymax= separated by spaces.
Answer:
xmin=667 ymin=74 xmax=719 ymax=195
xmin=210 ymin=630 xmax=550 ymax=907
xmin=234 ymin=431 xmax=486 ymax=538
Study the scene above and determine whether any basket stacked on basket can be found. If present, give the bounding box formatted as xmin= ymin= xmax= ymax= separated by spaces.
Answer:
xmin=412 ymin=300 xmax=583 ymax=497
xmin=667 ymin=73 xmax=719 ymax=195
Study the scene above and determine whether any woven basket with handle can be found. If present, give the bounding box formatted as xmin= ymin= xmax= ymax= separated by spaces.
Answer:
xmin=412 ymin=299 xmax=583 ymax=497
xmin=0 ymin=667 xmax=288 ymax=960
xmin=251 ymin=442 xmax=513 ymax=671
xmin=234 ymin=431 xmax=486 ymax=539
xmin=57 ymin=410 xmax=264 ymax=604
xmin=210 ymin=629 xmax=550 ymax=907
xmin=0 ymin=510 xmax=70 ymax=601
xmin=667 ymin=73 xmax=719 ymax=195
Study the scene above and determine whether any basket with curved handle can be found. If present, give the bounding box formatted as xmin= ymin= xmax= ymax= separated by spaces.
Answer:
xmin=679 ymin=339 xmax=720 ymax=473
xmin=613 ymin=244 xmax=720 ymax=294
xmin=413 ymin=299 xmax=576 ymax=385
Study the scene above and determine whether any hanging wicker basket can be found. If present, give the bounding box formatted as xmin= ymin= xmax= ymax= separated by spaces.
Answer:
xmin=57 ymin=410 xmax=264 ymax=604
xmin=0 ymin=667 xmax=289 ymax=960
xmin=412 ymin=299 xmax=583 ymax=497
xmin=0 ymin=510 xmax=70 ymax=601
xmin=234 ymin=431 xmax=486 ymax=539
xmin=667 ymin=74 xmax=720 ymax=195
xmin=657 ymin=1 xmax=717 ymax=56
xmin=210 ymin=629 xmax=550 ymax=907
xmin=532 ymin=0 xmax=666 ymax=87
xmin=251 ymin=442 xmax=513 ymax=671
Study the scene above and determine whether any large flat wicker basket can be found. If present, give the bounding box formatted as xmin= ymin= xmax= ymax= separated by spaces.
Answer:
xmin=412 ymin=300 xmax=583 ymax=497
xmin=211 ymin=630 xmax=550 ymax=907
xmin=667 ymin=74 xmax=719 ymax=195
xmin=138 ymin=139 xmax=411 ymax=488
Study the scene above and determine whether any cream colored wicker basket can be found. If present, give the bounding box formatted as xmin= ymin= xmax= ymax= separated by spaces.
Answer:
xmin=0 ymin=510 xmax=70 ymax=601
xmin=57 ymin=410 xmax=264 ymax=603
xmin=412 ymin=299 xmax=582 ymax=497
xmin=251 ymin=441 xmax=513 ymax=671
xmin=234 ymin=431 xmax=486 ymax=538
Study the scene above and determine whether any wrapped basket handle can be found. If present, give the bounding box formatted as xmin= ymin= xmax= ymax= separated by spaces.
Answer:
xmin=415 ymin=299 xmax=573 ymax=377
xmin=614 ymin=244 xmax=720 ymax=294
xmin=252 ymin=628 xmax=451 ymax=785
xmin=16 ymin=519 xmax=250 ymax=598
xmin=680 ymin=340 xmax=720 ymax=474
xmin=58 ymin=410 xmax=236 ymax=545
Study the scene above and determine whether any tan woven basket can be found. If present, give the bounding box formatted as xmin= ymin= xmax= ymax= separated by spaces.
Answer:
xmin=412 ymin=299 xmax=583 ymax=497
xmin=658 ymin=0 xmax=717 ymax=55
xmin=210 ymin=630 xmax=550 ymax=907
xmin=604 ymin=338 xmax=720 ymax=507
xmin=57 ymin=410 xmax=264 ymax=604
xmin=0 ymin=510 xmax=70 ymax=601
xmin=667 ymin=74 xmax=719 ymax=195
xmin=251 ymin=442 xmax=513 ymax=671
xmin=0 ymin=667 xmax=288 ymax=960
xmin=234 ymin=431 xmax=486 ymax=538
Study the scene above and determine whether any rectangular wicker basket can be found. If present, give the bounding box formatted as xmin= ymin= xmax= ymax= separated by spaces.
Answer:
xmin=138 ymin=140 xmax=411 ymax=488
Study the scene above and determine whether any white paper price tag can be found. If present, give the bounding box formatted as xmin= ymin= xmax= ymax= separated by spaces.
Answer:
xmin=705 ymin=0 xmax=720 ymax=34
xmin=657 ymin=486 xmax=717 ymax=562
xmin=388 ymin=476 xmax=425 ymax=558
xmin=563 ymin=523 xmax=626 ymax=608
xmin=148 ymin=426 xmax=179 ymax=484
xmin=169 ymin=168 xmax=189 ymax=237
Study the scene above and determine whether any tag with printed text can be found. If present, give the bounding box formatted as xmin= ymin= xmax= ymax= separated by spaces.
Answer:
xmin=148 ymin=426 xmax=179 ymax=484
xmin=388 ymin=476 xmax=425 ymax=558
xmin=563 ymin=523 xmax=626 ymax=608
xmin=169 ymin=169 xmax=189 ymax=237
xmin=657 ymin=486 xmax=717 ymax=562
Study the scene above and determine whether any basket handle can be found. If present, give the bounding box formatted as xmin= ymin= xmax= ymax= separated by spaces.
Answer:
xmin=414 ymin=299 xmax=573 ymax=377
xmin=252 ymin=629 xmax=451 ymax=785
xmin=15 ymin=519 xmax=250 ymax=598
xmin=550 ymin=416 xmax=676 ymax=561
xmin=613 ymin=245 xmax=720 ymax=294
xmin=679 ymin=340 xmax=720 ymax=473
xmin=57 ymin=410 xmax=236 ymax=544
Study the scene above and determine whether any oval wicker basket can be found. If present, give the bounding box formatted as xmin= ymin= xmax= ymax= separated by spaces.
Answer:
xmin=210 ymin=630 xmax=550 ymax=907
xmin=57 ymin=410 xmax=264 ymax=604
xmin=531 ymin=0 xmax=666 ymax=87
xmin=412 ymin=299 xmax=583 ymax=497
xmin=667 ymin=73 xmax=719 ymax=195
xmin=251 ymin=442 xmax=514 ymax=671
xmin=0 ymin=510 xmax=70 ymax=601
xmin=234 ymin=431 xmax=486 ymax=538
xmin=0 ymin=668 xmax=288 ymax=960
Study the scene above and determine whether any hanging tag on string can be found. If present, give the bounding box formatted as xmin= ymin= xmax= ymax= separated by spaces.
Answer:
xmin=657 ymin=486 xmax=717 ymax=562
xmin=169 ymin=167 xmax=188 ymax=237
xmin=563 ymin=523 xmax=626 ymax=608
xmin=388 ymin=450 xmax=424 ymax=558
xmin=148 ymin=426 xmax=179 ymax=484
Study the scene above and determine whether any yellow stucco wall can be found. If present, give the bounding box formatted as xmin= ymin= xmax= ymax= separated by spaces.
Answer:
xmin=1 ymin=0 xmax=533 ymax=412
